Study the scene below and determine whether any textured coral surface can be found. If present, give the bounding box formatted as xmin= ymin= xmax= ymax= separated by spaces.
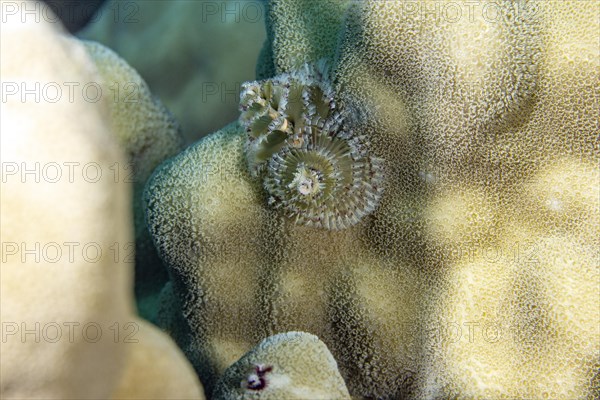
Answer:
xmin=145 ymin=1 xmax=599 ymax=398
xmin=213 ymin=332 xmax=351 ymax=399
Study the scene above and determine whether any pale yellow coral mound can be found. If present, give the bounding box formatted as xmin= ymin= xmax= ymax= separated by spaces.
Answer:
xmin=213 ymin=332 xmax=350 ymax=399
xmin=428 ymin=233 xmax=599 ymax=399
xmin=1 ymin=2 xmax=204 ymax=398
xmin=333 ymin=1 xmax=599 ymax=398
xmin=82 ymin=40 xmax=184 ymax=321
xmin=145 ymin=124 xmax=271 ymax=379
xmin=146 ymin=122 xmax=432 ymax=398
xmin=145 ymin=0 xmax=600 ymax=398
xmin=112 ymin=319 xmax=205 ymax=400
xmin=1 ymin=5 xmax=132 ymax=397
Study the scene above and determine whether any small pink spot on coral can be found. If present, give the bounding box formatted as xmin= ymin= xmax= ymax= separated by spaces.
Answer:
xmin=242 ymin=364 xmax=273 ymax=391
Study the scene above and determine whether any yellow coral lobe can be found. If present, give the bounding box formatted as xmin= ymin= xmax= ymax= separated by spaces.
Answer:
xmin=144 ymin=0 xmax=600 ymax=398
xmin=521 ymin=157 xmax=600 ymax=246
xmin=213 ymin=332 xmax=351 ymax=400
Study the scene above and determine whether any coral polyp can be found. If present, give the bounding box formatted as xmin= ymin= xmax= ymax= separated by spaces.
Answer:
xmin=239 ymin=62 xmax=384 ymax=230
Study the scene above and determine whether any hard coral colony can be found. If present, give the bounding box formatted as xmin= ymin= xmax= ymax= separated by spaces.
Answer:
xmin=144 ymin=1 xmax=599 ymax=399
xmin=1 ymin=0 xmax=597 ymax=400
xmin=1 ymin=2 xmax=204 ymax=399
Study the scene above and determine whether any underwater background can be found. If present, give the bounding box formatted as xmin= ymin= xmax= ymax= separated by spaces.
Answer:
xmin=78 ymin=0 xmax=267 ymax=144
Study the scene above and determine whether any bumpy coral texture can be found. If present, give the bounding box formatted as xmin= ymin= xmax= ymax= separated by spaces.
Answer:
xmin=145 ymin=1 xmax=599 ymax=398
xmin=213 ymin=332 xmax=350 ymax=399
xmin=260 ymin=0 xmax=352 ymax=77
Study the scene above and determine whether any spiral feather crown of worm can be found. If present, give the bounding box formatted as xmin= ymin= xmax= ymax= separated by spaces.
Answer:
xmin=239 ymin=61 xmax=384 ymax=230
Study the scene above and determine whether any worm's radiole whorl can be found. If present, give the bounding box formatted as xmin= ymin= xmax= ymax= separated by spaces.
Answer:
xmin=239 ymin=62 xmax=384 ymax=230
